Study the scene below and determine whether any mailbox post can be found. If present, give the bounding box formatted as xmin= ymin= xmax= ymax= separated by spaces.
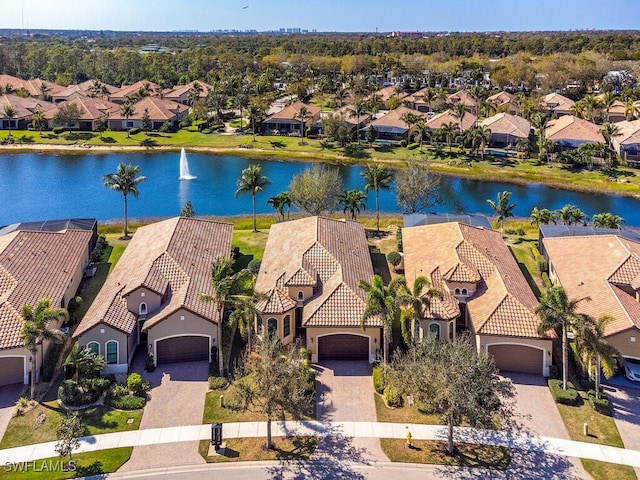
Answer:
xmin=211 ymin=423 xmax=223 ymax=449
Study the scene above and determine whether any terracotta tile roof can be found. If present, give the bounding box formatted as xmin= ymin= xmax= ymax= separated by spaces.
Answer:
xmin=0 ymin=229 xmax=92 ymax=349
xmin=403 ymin=222 xmax=543 ymax=338
xmin=0 ymin=94 xmax=56 ymax=120
xmin=256 ymin=217 xmax=377 ymax=328
xmin=109 ymin=81 xmax=160 ymax=102
xmin=614 ymin=120 xmax=640 ymax=146
xmin=446 ymin=90 xmax=478 ymax=108
xmin=0 ymin=75 xmax=65 ymax=97
xmin=255 ymin=287 xmax=297 ymax=314
xmin=442 ymin=262 xmax=481 ymax=283
xmin=285 ymin=267 xmax=317 ymax=286
xmin=487 ymin=91 xmax=516 ymax=106
xmin=543 ymin=234 xmax=640 ymax=336
xmin=426 ymin=109 xmax=477 ymax=131
xmin=541 ymin=92 xmax=575 ymax=113
xmin=366 ymin=86 xmax=408 ymax=103
xmin=481 ymin=113 xmax=532 ymax=138
xmin=332 ymin=104 xmax=372 ymax=126
xmin=162 ymin=81 xmax=213 ymax=101
xmin=545 ymin=115 xmax=605 ymax=144
xmin=426 ymin=268 xmax=460 ymax=320
xmin=44 ymin=97 xmax=120 ymax=121
xmin=77 ymin=80 xmax=119 ymax=95
xmin=109 ymin=96 xmax=188 ymax=121
xmin=75 ymin=218 xmax=233 ymax=337
xmin=370 ymin=106 xmax=427 ymax=129
xmin=403 ymin=88 xmax=427 ymax=104
xmin=267 ymin=101 xmax=321 ymax=121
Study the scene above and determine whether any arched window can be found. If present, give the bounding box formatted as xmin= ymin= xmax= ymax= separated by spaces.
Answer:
xmin=105 ymin=340 xmax=118 ymax=364
xmin=449 ymin=321 xmax=454 ymax=340
xmin=256 ymin=316 xmax=263 ymax=335
xmin=139 ymin=302 xmax=147 ymax=315
xmin=86 ymin=342 xmax=100 ymax=356
xmin=461 ymin=288 xmax=468 ymax=296
xmin=429 ymin=323 xmax=441 ymax=339
xmin=267 ymin=317 xmax=278 ymax=336
xmin=297 ymin=291 xmax=304 ymax=301
xmin=454 ymin=288 xmax=461 ymax=295
xmin=283 ymin=315 xmax=291 ymax=337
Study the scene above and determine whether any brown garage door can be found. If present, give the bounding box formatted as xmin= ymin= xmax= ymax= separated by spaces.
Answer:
xmin=488 ymin=344 xmax=543 ymax=375
xmin=0 ymin=357 xmax=24 ymax=386
xmin=157 ymin=336 xmax=209 ymax=365
xmin=318 ymin=334 xmax=369 ymax=361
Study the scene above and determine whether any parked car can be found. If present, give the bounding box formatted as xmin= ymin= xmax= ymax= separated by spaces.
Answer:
xmin=624 ymin=357 xmax=640 ymax=382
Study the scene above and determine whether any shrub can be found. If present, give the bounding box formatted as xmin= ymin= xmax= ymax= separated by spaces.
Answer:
xmin=109 ymin=383 xmax=129 ymax=399
xmin=372 ymin=367 xmax=385 ymax=394
xmin=15 ymin=397 xmax=28 ymax=416
xmin=108 ymin=394 xmax=145 ymax=410
xmin=159 ymin=121 xmax=171 ymax=133
xmin=208 ymin=376 xmax=227 ymax=390
xmin=383 ymin=385 xmax=403 ymax=407
xmin=530 ymin=243 xmax=541 ymax=258
xmin=588 ymin=390 xmax=611 ymax=415
xmin=128 ymin=127 xmax=141 ymax=135
xmin=548 ymin=365 xmax=560 ymax=379
xmin=127 ymin=373 xmax=142 ymax=393
xmin=406 ymin=143 xmax=418 ymax=150
xmin=201 ymin=128 xmax=212 ymax=134
xmin=400 ymin=139 xmax=408 ymax=148
xmin=247 ymin=258 xmax=261 ymax=276
xmin=548 ymin=379 xmax=580 ymax=405
xmin=537 ymin=256 xmax=548 ymax=273
xmin=91 ymin=235 xmax=108 ymax=262
xmin=52 ymin=127 xmax=66 ymax=134
xmin=542 ymin=272 xmax=551 ymax=288
xmin=396 ymin=228 xmax=403 ymax=252
xmin=299 ymin=363 xmax=315 ymax=397
xmin=58 ymin=380 xmax=105 ymax=407
xmin=387 ymin=251 xmax=402 ymax=268
xmin=505 ymin=227 xmax=525 ymax=236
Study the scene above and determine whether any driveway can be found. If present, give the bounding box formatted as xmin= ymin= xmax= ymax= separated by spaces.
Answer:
xmin=0 ymin=384 xmax=22 ymax=442
xmin=605 ymin=383 xmax=640 ymax=478
xmin=504 ymin=373 xmax=587 ymax=479
xmin=119 ymin=360 xmax=209 ymax=472
xmin=315 ymin=361 xmax=388 ymax=463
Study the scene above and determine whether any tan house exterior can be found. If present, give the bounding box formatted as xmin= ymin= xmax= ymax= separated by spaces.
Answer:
xmin=368 ymin=106 xmax=428 ymax=142
xmin=446 ymin=89 xmax=478 ymax=111
xmin=481 ymin=113 xmax=532 ymax=147
xmin=403 ymin=222 xmax=553 ymax=376
xmin=543 ymin=232 xmax=640 ymax=361
xmin=255 ymin=217 xmax=381 ymax=363
xmin=261 ymin=101 xmax=321 ymax=135
xmin=107 ymin=96 xmax=189 ymax=131
xmin=0 ymin=225 xmax=93 ymax=386
xmin=612 ymin=120 xmax=640 ymax=164
xmin=545 ymin=115 xmax=605 ymax=149
xmin=45 ymin=97 xmax=121 ymax=131
xmin=108 ymin=80 xmax=160 ymax=104
xmin=0 ymin=94 xmax=56 ymax=130
xmin=425 ymin=108 xmax=477 ymax=132
xmin=486 ymin=91 xmax=519 ymax=115
xmin=540 ymin=92 xmax=575 ymax=117
xmin=75 ymin=217 xmax=233 ymax=372
xmin=162 ymin=81 xmax=213 ymax=105
xmin=0 ymin=74 xmax=65 ymax=100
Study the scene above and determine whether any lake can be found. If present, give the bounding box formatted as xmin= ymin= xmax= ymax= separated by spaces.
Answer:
xmin=1 ymin=151 xmax=639 ymax=227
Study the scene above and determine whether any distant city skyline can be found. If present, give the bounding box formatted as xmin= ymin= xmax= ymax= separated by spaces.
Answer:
xmin=2 ymin=0 xmax=639 ymax=33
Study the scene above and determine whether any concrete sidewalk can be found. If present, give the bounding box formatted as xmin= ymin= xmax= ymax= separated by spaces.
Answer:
xmin=2 ymin=420 xmax=640 ymax=469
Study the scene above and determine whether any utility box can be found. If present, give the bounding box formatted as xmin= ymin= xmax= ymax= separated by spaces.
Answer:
xmin=211 ymin=423 xmax=223 ymax=449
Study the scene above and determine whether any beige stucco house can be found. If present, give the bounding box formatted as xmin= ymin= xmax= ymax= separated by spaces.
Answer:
xmin=0 ymin=223 xmax=94 ymax=386
xmin=255 ymin=217 xmax=381 ymax=363
xmin=403 ymin=222 xmax=553 ymax=376
xmin=542 ymin=228 xmax=640 ymax=362
xmin=74 ymin=217 xmax=233 ymax=373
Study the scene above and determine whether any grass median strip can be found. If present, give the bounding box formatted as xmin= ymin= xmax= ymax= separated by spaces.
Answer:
xmin=198 ymin=437 xmax=316 ymax=463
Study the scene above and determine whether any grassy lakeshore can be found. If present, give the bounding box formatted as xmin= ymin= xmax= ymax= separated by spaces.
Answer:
xmin=2 ymin=129 xmax=640 ymax=198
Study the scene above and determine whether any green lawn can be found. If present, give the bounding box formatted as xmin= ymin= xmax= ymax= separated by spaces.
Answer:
xmin=198 ymin=436 xmax=316 ymax=463
xmin=380 ymin=438 xmax=510 ymax=470
xmin=203 ymin=388 xmax=268 ymax=424
xmin=374 ymin=392 xmax=442 ymax=425
xmin=232 ymin=229 xmax=269 ymax=271
xmin=0 ymin=447 xmax=132 ymax=480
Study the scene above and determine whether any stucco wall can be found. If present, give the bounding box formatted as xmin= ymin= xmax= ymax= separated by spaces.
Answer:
xmin=78 ymin=324 xmax=130 ymax=373
xmin=607 ymin=329 xmax=640 ymax=360
xmin=64 ymin=249 xmax=90 ymax=309
xmin=418 ymin=319 xmax=456 ymax=341
xmin=256 ymin=310 xmax=296 ymax=345
xmin=286 ymin=286 xmax=314 ymax=304
xmin=477 ymin=334 xmax=553 ymax=376
xmin=0 ymin=347 xmax=31 ymax=384
xmin=306 ymin=326 xmax=381 ymax=363
xmin=126 ymin=287 xmax=162 ymax=316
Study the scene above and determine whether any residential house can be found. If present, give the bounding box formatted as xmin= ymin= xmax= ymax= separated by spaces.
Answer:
xmin=545 ymin=115 xmax=605 ymax=149
xmin=366 ymin=85 xmax=409 ymax=106
xmin=486 ymin=91 xmax=519 ymax=115
xmin=45 ymin=97 xmax=120 ymax=131
xmin=446 ymin=89 xmax=478 ymax=111
xmin=367 ymin=106 xmax=427 ymax=142
xmin=108 ymin=80 xmax=160 ymax=105
xmin=540 ymin=92 xmax=575 ymax=117
xmin=254 ymin=217 xmax=381 ymax=363
xmin=542 ymin=227 xmax=640 ymax=362
xmin=75 ymin=217 xmax=233 ymax=373
xmin=50 ymin=84 xmax=86 ymax=104
xmin=162 ymin=81 xmax=213 ymax=105
xmin=107 ymin=96 xmax=188 ymax=131
xmin=481 ymin=113 xmax=532 ymax=148
xmin=403 ymin=221 xmax=553 ymax=375
xmin=604 ymin=100 xmax=627 ymax=123
xmin=612 ymin=120 xmax=640 ymax=165
xmin=425 ymin=108 xmax=477 ymax=132
xmin=403 ymin=88 xmax=432 ymax=113
xmin=0 ymin=221 xmax=95 ymax=386
xmin=0 ymin=74 xmax=65 ymax=100
xmin=50 ymin=81 xmax=120 ymax=103
xmin=0 ymin=94 xmax=56 ymax=130
xmin=261 ymin=101 xmax=321 ymax=135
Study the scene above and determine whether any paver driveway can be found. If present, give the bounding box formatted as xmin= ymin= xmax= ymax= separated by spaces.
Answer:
xmin=605 ymin=383 xmax=640 ymax=478
xmin=315 ymin=361 xmax=388 ymax=463
xmin=0 ymin=383 xmax=22 ymax=442
xmin=119 ymin=360 xmax=209 ymax=472
xmin=505 ymin=373 xmax=587 ymax=479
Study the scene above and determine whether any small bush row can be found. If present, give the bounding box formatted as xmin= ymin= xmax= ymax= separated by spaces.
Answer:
xmin=59 ymin=378 xmax=111 ymax=407
xmin=208 ymin=376 xmax=227 ymax=390
xmin=372 ymin=367 xmax=385 ymax=394
xmin=588 ymin=390 xmax=611 ymax=415
xmin=548 ymin=379 xmax=580 ymax=406
xmin=383 ymin=385 xmax=403 ymax=407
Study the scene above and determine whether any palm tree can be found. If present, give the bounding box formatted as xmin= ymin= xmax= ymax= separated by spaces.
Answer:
xmin=467 ymin=125 xmax=491 ymax=158
xmin=414 ymin=120 xmax=428 ymax=151
xmin=536 ymin=286 xmax=592 ymax=391
xmin=267 ymin=194 xmax=285 ymax=220
xmin=233 ymin=93 xmax=249 ymax=129
xmin=120 ymin=102 xmax=135 ymax=138
xmin=103 ymin=163 xmax=146 ymax=239
xmin=295 ymin=105 xmax=310 ymax=144
xmin=439 ymin=122 xmax=458 ymax=154
xmin=338 ymin=189 xmax=367 ymax=220
xmin=200 ymin=257 xmax=253 ymax=374
xmin=348 ymin=98 xmax=368 ymax=145
xmin=39 ymin=83 xmax=51 ymax=101
xmin=600 ymin=122 xmax=621 ymax=167
xmin=556 ymin=204 xmax=588 ymax=226
xmin=208 ymin=93 xmax=227 ymax=122
xmin=361 ymin=164 xmax=394 ymax=233
xmin=359 ymin=275 xmax=404 ymax=365
xmin=65 ymin=342 xmax=106 ymax=383
xmin=20 ymin=299 xmax=68 ymax=399
xmin=247 ymin=104 xmax=263 ymax=142
xmin=575 ymin=316 xmax=618 ymax=400
xmin=31 ymin=110 xmax=47 ymax=135
xmin=422 ymin=87 xmax=437 ymax=113
xmin=623 ymin=98 xmax=638 ymax=121
xmin=515 ymin=137 xmax=531 ymax=158
xmin=530 ymin=207 xmax=556 ymax=226
xmin=487 ymin=191 xmax=516 ymax=235
xmin=592 ymin=212 xmax=624 ymax=229
xmin=236 ymin=164 xmax=271 ymax=233
xmin=453 ymin=102 xmax=468 ymax=132
xmin=3 ymin=105 xmax=17 ymax=136
xmin=396 ymin=276 xmax=443 ymax=344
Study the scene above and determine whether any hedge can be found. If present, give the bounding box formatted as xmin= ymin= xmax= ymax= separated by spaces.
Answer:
xmin=548 ymin=379 xmax=580 ymax=405
xmin=372 ymin=367 xmax=385 ymax=394
xmin=588 ymin=390 xmax=611 ymax=415
xmin=108 ymin=394 xmax=145 ymax=410
xmin=384 ymin=385 xmax=403 ymax=408
xmin=208 ymin=376 xmax=227 ymax=390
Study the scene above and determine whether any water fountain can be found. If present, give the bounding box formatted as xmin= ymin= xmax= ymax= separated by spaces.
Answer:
xmin=178 ymin=147 xmax=196 ymax=180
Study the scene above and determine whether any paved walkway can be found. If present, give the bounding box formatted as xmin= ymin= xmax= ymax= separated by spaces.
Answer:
xmin=3 ymin=420 xmax=640 ymax=471
xmin=606 ymin=383 xmax=640 ymax=478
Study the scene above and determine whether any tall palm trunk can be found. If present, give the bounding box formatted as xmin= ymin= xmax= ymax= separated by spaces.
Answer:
xmin=217 ymin=305 xmax=224 ymax=375
xmin=375 ymin=189 xmax=380 ymax=233
xmin=123 ymin=194 xmax=129 ymax=238
xmin=595 ymin=354 xmax=601 ymax=400
xmin=562 ymin=326 xmax=568 ymax=390
xmin=252 ymin=193 xmax=257 ymax=232
xmin=30 ymin=349 xmax=37 ymax=399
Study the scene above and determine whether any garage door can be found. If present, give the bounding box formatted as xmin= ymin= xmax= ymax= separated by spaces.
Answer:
xmin=488 ymin=345 xmax=543 ymax=375
xmin=157 ymin=336 xmax=209 ymax=365
xmin=0 ymin=357 xmax=24 ymax=386
xmin=318 ymin=334 xmax=369 ymax=361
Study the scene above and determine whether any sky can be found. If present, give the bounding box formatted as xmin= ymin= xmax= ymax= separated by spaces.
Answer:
xmin=1 ymin=0 xmax=639 ymax=32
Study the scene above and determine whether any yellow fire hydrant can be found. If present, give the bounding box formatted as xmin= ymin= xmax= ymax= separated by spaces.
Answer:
xmin=405 ymin=426 xmax=412 ymax=448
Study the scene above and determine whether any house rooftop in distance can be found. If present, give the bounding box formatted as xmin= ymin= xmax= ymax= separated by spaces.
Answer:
xmin=539 ymin=224 xmax=640 ymax=244
xmin=404 ymin=213 xmax=492 ymax=229
xmin=0 ymin=218 xmax=97 ymax=235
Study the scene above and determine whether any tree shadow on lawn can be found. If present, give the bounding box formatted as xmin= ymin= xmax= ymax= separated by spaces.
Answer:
xmin=100 ymin=136 xmax=117 ymax=143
